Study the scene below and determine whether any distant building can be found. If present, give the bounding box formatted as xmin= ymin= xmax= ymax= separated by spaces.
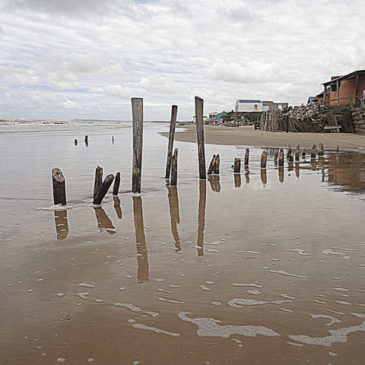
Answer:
xmin=193 ymin=115 xmax=208 ymax=123
xmin=322 ymin=70 xmax=365 ymax=106
xmin=263 ymin=100 xmax=288 ymax=111
xmin=208 ymin=112 xmax=219 ymax=120
xmin=235 ymin=100 xmax=263 ymax=112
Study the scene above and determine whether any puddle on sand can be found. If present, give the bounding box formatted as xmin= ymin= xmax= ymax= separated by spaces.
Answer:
xmin=1 ymin=137 xmax=365 ymax=365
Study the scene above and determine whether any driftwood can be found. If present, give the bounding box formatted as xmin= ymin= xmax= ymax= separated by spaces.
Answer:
xmin=52 ymin=168 xmax=66 ymax=205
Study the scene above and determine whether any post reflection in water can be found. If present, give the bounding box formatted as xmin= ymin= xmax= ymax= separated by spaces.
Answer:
xmin=234 ymin=173 xmax=241 ymax=188
xmin=132 ymin=196 xmax=149 ymax=283
xmin=94 ymin=207 xmax=116 ymax=234
xmin=113 ymin=197 xmax=122 ymax=219
xmin=295 ymin=162 xmax=300 ymax=178
xmin=311 ymin=159 xmax=317 ymax=171
xmin=278 ymin=166 xmax=284 ymax=183
xmin=54 ymin=210 xmax=69 ymax=240
xmin=260 ymin=169 xmax=267 ymax=185
xmin=288 ymin=161 xmax=294 ymax=172
xmin=196 ymin=180 xmax=206 ymax=256
xmin=167 ymin=186 xmax=181 ymax=252
xmin=244 ymin=165 xmax=250 ymax=183
xmin=208 ymin=175 xmax=221 ymax=192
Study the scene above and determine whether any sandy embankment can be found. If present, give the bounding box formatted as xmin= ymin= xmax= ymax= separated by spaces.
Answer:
xmin=161 ymin=125 xmax=365 ymax=150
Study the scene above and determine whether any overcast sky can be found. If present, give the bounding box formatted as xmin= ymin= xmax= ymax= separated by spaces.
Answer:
xmin=0 ymin=0 xmax=364 ymax=120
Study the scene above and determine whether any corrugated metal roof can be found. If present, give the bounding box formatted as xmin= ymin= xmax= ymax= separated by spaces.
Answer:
xmin=237 ymin=99 xmax=262 ymax=103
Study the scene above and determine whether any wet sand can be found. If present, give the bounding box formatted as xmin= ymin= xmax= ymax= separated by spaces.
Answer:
xmin=1 ymin=122 xmax=365 ymax=364
xmin=161 ymin=125 xmax=365 ymax=150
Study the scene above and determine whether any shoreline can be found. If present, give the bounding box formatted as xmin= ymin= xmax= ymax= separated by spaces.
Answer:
xmin=161 ymin=125 xmax=365 ymax=150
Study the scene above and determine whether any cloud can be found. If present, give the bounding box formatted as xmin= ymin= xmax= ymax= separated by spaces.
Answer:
xmin=29 ymin=91 xmax=79 ymax=109
xmin=0 ymin=65 xmax=38 ymax=85
xmin=140 ymin=75 xmax=185 ymax=95
xmin=91 ymin=84 xmax=133 ymax=99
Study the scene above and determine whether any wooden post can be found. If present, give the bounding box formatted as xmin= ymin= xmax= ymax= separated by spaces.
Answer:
xmin=52 ymin=168 xmax=66 ymax=205
xmin=336 ymin=145 xmax=339 ymax=153
xmin=260 ymin=151 xmax=267 ymax=168
xmin=278 ymin=149 xmax=284 ymax=167
xmin=311 ymin=145 xmax=317 ymax=160
xmin=132 ymin=98 xmax=143 ymax=194
xmin=234 ymin=157 xmax=241 ymax=173
xmin=207 ymin=155 xmax=216 ymax=175
xmin=244 ymin=148 xmax=249 ymax=165
xmin=214 ymin=154 xmax=220 ymax=174
xmin=113 ymin=172 xmax=120 ymax=196
xmin=165 ymin=105 xmax=178 ymax=179
xmin=170 ymin=148 xmax=178 ymax=186
xmin=302 ymin=149 xmax=306 ymax=159
xmin=295 ymin=145 xmax=300 ymax=161
xmin=195 ymin=96 xmax=206 ymax=179
xmin=288 ymin=154 xmax=294 ymax=163
xmin=74 ymin=139 xmax=78 ymax=146
xmin=93 ymin=174 xmax=114 ymax=205
xmin=295 ymin=162 xmax=300 ymax=178
xmin=93 ymin=166 xmax=103 ymax=199
xmin=84 ymin=135 xmax=88 ymax=145
xmin=318 ymin=143 xmax=324 ymax=157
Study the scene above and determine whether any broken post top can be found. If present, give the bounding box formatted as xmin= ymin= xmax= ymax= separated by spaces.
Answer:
xmin=52 ymin=168 xmax=65 ymax=183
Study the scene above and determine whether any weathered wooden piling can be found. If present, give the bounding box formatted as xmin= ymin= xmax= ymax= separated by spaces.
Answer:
xmin=93 ymin=166 xmax=103 ymax=199
xmin=278 ymin=149 xmax=284 ymax=167
xmin=302 ymin=149 xmax=306 ymax=159
xmin=132 ymin=98 xmax=143 ymax=193
xmin=93 ymin=174 xmax=114 ymax=205
xmin=288 ymin=153 xmax=294 ymax=163
xmin=74 ymin=139 xmax=78 ymax=146
xmin=170 ymin=148 xmax=178 ymax=186
xmin=84 ymin=135 xmax=88 ymax=145
xmin=113 ymin=172 xmax=120 ymax=196
xmin=234 ymin=157 xmax=241 ymax=173
xmin=311 ymin=144 xmax=317 ymax=160
xmin=244 ymin=148 xmax=249 ymax=165
xmin=318 ymin=143 xmax=324 ymax=157
xmin=214 ymin=154 xmax=220 ymax=174
xmin=195 ymin=96 xmax=206 ymax=179
xmin=207 ymin=155 xmax=216 ymax=175
xmin=52 ymin=168 xmax=66 ymax=205
xmin=165 ymin=105 xmax=178 ymax=179
xmin=261 ymin=151 xmax=267 ymax=168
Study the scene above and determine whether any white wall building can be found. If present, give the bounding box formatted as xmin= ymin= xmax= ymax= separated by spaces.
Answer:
xmin=235 ymin=100 xmax=263 ymax=112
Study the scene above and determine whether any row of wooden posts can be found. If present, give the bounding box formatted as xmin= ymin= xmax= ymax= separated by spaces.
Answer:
xmin=52 ymin=96 xmax=334 ymax=207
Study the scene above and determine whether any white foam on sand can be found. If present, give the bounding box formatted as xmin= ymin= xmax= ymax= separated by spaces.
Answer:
xmin=290 ymin=248 xmax=312 ymax=256
xmin=268 ymin=270 xmax=307 ymax=279
xmin=77 ymin=292 xmax=90 ymax=300
xmin=178 ymin=312 xmax=279 ymax=338
xmin=113 ymin=303 xmax=159 ymax=317
xmin=309 ymin=314 xmax=341 ymax=326
xmin=288 ymin=321 xmax=365 ymax=347
xmin=228 ymin=298 xmax=292 ymax=308
xmin=133 ymin=323 xmax=180 ymax=337
xmin=78 ymin=282 xmax=95 ymax=288
xmin=157 ymin=297 xmax=184 ymax=304
xmin=232 ymin=283 xmax=263 ymax=288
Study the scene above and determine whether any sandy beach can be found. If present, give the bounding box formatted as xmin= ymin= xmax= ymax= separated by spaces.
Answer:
xmin=161 ymin=124 xmax=365 ymax=150
xmin=1 ymin=121 xmax=365 ymax=365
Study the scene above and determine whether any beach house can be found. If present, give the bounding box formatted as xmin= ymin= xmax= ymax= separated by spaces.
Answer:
xmin=235 ymin=100 xmax=263 ymax=112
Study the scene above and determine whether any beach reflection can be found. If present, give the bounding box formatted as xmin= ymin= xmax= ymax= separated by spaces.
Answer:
xmin=133 ymin=196 xmax=149 ymax=283
xmin=167 ymin=186 xmax=181 ymax=252
xmin=260 ymin=169 xmax=267 ymax=185
xmin=54 ymin=210 xmax=69 ymax=240
xmin=244 ymin=165 xmax=250 ymax=183
xmin=208 ymin=175 xmax=221 ymax=192
xmin=278 ymin=166 xmax=284 ymax=183
xmin=94 ymin=207 xmax=116 ymax=234
xmin=234 ymin=173 xmax=241 ymax=188
xmin=113 ymin=197 xmax=122 ymax=219
xmin=196 ymin=180 xmax=206 ymax=256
